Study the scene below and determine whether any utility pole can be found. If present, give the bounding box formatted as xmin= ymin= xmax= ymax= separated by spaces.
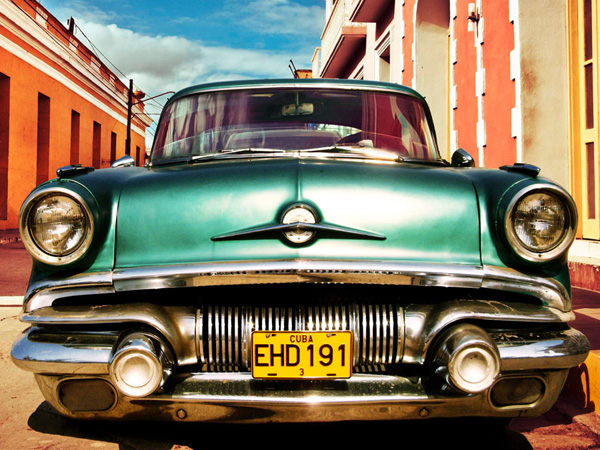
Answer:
xmin=126 ymin=79 xmax=133 ymax=155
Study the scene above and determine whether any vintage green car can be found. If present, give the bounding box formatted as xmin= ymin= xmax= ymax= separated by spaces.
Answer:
xmin=12 ymin=79 xmax=589 ymax=422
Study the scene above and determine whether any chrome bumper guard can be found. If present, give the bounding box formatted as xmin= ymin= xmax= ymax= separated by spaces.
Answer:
xmin=13 ymin=260 xmax=589 ymax=421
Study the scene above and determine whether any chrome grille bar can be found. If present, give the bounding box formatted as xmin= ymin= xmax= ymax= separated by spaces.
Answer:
xmin=197 ymin=304 xmax=404 ymax=371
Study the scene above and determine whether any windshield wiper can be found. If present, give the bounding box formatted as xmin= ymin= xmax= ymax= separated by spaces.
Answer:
xmin=302 ymin=145 xmax=448 ymax=166
xmin=186 ymin=145 xmax=447 ymax=166
xmin=302 ymin=144 xmax=401 ymax=162
xmin=188 ymin=148 xmax=287 ymax=164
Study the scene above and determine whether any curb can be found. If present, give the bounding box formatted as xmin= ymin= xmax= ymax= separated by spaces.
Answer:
xmin=570 ymin=261 xmax=600 ymax=293
xmin=0 ymin=296 xmax=22 ymax=306
xmin=563 ymin=351 xmax=600 ymax=413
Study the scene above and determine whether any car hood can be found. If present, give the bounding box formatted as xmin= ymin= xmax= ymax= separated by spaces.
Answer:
xmin=114 ymin=158 xmax=481 ymax=268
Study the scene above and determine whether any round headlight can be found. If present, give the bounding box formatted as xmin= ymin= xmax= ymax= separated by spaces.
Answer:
xmin=505 ymin=186 xmax=577 ymax=262
xmin=20 ymin=189 xmax=93 ymax=265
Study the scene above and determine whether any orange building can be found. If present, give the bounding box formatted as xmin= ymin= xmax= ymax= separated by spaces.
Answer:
xmin=0 ymin=0 xmax=152 ymax=231
xmin=313 ymin=0 xmax=600 ymax=290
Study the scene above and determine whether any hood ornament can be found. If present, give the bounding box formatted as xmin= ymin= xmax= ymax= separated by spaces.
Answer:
xmin=281 ymin=205 xmax=317 ymax=244
xmin=211 ymin=203 xmax=385 ymax=244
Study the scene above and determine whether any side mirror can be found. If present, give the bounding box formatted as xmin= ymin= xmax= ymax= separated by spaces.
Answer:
xmin=111 ymin=155 xmax=136 ymax=168
xmin=451 ymin=148 xmax=475 ymax=168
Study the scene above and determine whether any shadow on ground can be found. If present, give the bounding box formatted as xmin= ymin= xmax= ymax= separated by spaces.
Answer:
xmin=28 ymin=401 xmax=532 ymax=450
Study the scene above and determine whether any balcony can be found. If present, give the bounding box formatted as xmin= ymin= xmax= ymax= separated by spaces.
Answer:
xmin=319 ymin=0 xmax=367 ymax=78
xmin=350 ymin=0 xmax=393 ymax=22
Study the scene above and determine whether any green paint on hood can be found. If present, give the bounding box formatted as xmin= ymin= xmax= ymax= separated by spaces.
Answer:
xmin=115 ymin=158 xmax=481 ymax=268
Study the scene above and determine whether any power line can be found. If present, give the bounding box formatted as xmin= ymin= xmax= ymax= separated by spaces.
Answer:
xmin=13 ymin=0 xmax=151 ymax=109
xmin=73 ymin=23 xmax=131 ymax=84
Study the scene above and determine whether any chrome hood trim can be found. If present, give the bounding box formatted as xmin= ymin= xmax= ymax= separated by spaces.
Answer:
xmin=22 ymin=260 xmax=571 ymax=314
xmin=211 ymin=222 xmax=386 ymax=242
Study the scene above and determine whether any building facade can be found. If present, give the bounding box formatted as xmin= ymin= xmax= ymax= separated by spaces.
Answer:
xmin=0 ymin=0 xmax=152 ymax=231
xmin=313 ymin=0 xmax=600 ymax=289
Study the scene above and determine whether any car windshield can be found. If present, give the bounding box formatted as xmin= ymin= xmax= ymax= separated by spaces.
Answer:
xmin=151 ymin=87 xmax=439 ymax=163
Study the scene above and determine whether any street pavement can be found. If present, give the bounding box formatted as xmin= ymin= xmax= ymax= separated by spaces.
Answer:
xmin=1 ymin=240 xmax=600 ymax=449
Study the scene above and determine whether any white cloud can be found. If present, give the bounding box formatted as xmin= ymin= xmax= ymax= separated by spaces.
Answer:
xmin=72 ymin=19 xmax=312 ymax=147
xmin=44 ymin=1 xmax=324 ymax=148
xmin=74 ymin=19 xmax=307 ymax=94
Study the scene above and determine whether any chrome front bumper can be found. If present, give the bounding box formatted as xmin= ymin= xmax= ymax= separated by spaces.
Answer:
xmin=12 ymin=260 xmax=590 ymax=422
xmin=13 ymin=322 xmax=589 ymax=422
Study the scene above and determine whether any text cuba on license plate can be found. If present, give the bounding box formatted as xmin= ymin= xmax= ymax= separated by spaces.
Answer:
xmin=251 ymin=331 xmax=353 ymax=379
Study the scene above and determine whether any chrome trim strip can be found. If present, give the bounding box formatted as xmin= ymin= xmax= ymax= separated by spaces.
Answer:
xmin=481 ymin=265 xmax=571 ymax=311
xmin=212 ymin=222 xmax=386 ymax=241
xmin=110 ymin=260 xmax=482 ymax=290
xmin=23 ymin=260 xmax=571 ymax=314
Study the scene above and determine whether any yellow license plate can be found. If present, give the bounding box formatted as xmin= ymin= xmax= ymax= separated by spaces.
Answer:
xmin=252 ymin=331 xmax=353 ymax=379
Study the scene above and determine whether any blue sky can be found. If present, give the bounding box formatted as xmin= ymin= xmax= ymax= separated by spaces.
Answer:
xmin=43 ymin=0 xmax=325 ymax=116
xmin=42 ymin=0 xmax=325 ymax=145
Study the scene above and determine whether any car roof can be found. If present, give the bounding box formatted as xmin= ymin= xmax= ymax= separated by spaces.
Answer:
xmin=165 ymin=78 xmax=426 ymax=109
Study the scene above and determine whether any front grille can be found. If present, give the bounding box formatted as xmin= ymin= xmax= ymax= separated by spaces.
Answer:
xmin=197 ymin=304 xmax=404 ymax=371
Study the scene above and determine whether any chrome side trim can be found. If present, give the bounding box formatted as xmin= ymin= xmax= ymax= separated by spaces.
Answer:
xmin=482 ymin=265 xmax=571 ymax=311
xmin=25 ymin=271 xmax=114 ymax=312
xmin=23 ymin=260 xmax=572 ymax=313
xmin=21 ymin=304 xmax=198 ymax=365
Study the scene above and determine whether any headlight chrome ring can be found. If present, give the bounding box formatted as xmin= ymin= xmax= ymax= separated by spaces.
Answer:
xmin=19 ymin=188 xmax=94 ymax=265
xmin=505 ymin=185 xmax=577 ymax=262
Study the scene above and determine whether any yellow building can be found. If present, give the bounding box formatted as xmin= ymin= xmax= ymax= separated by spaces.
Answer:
xmin=569 ymin=0 xmax=600 ymax=290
